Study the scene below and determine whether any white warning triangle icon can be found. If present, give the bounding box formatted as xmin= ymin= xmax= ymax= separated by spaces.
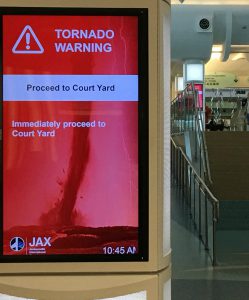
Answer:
xmin=12 ymin=25 xmax=44 ymax=54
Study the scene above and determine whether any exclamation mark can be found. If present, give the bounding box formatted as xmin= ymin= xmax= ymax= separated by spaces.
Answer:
xmin=26 ymin=32 xmax=30 ymax=50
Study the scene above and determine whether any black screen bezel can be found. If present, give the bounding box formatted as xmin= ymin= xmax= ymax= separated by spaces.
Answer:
xmin=0 ymin=7 xmax=148 ymax=263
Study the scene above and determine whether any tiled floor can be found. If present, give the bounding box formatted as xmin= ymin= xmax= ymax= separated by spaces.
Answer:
xmin=172 ymin=279 xmax=249 ymax=300
xmin=171 ymin=186 xmax=249 ymax=300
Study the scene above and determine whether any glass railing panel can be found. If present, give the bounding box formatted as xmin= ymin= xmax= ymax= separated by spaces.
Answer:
xmin=207 ymin=197 xmax=214 ymax=263
xmin=171 ymin=138 xmax=219 ymax=266
xmin=200 ymin=189 xmax=206 ymax=245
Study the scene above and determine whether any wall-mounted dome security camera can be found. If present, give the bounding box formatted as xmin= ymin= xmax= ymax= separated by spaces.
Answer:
xmin=199 ymin=18 xmax=211 ymax=30
xmin=196 ymin=16 xmax=213 ymax=33
xmin=179 ymin=0 xmax=185 ymax=3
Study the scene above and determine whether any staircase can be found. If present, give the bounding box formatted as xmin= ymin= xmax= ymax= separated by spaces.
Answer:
xmin=171 ymin=86 xmax=249 ymax=265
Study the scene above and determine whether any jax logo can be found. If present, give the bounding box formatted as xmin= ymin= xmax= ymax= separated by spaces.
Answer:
xmin=10 ymin=237 xmax=25 ymax=252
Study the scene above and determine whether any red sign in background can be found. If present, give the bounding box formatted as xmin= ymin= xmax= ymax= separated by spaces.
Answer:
xmin=3 ymin=15 xmax=139 ymax=256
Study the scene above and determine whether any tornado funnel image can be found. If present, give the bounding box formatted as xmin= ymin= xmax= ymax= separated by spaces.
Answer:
xmin=58 ymin=102 xmax=91 ymax=226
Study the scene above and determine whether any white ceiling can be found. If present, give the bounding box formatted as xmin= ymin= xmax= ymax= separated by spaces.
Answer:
xmin=171 ymin=0 xmax=249 ymax=77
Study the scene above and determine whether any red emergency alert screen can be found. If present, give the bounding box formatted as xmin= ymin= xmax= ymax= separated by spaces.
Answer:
xmin=0 ymin=8 xmax=148 ymax=262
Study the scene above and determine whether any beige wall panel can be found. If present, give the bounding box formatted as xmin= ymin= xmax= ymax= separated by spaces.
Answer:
xmin=0 ymin=267 xmax=170 ymax=299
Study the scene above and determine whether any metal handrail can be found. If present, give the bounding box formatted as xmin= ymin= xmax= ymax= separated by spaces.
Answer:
xmin=171 ymin=137 xmax=219 ymax=265
xmin=171 ymin=137 xmax=219 ymax=215
xmin=171 ymin=83 xmax=212 ymax=184
xmin=171 ymin=83 xmax=196 ymax=134
xmin=206 ymin=88 xmax=248 ymax=130
xmin=193 ymin=88 xmax=213 ymax=184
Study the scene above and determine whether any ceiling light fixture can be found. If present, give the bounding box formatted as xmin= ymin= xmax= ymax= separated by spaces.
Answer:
xmin=212 ymin=45 xmax=223 ymax=52
xmin=210 ymin=44 xmax=223 ymax=60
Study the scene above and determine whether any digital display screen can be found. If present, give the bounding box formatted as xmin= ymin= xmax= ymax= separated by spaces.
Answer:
xmin=194 ymin=83 xmax=203 ymax=109
xmin=0 ymin=8 xmax=148 ymax=262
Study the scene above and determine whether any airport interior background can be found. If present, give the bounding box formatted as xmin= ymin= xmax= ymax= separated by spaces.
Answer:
xmin=171 ymin=0 xmax=249 ymax=299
